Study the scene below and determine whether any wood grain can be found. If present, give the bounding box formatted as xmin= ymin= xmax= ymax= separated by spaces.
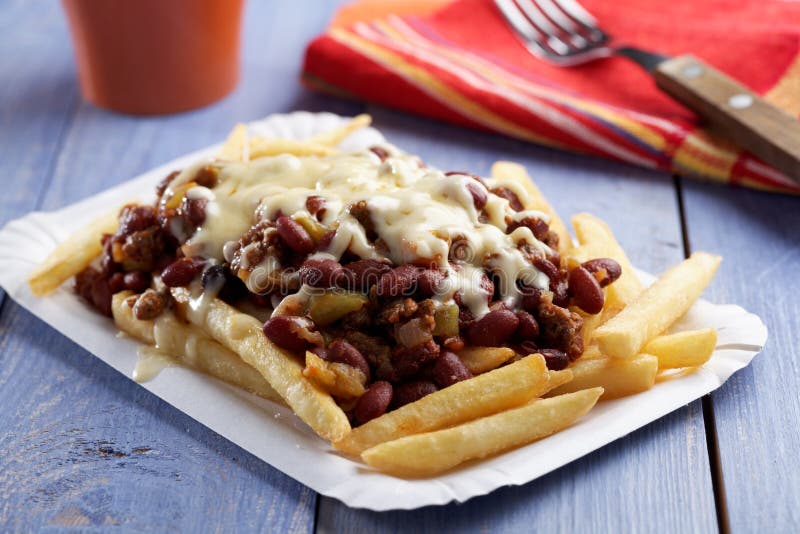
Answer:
xmin=316 ymin=108 xmax=718 ymax=532
xmin=0 ymin=0 xmax=357 ymax=530
xmin=681 ymin=179 xmax=800 ymax=530
xmin=654 ymin=55 xmax=800 ymax=181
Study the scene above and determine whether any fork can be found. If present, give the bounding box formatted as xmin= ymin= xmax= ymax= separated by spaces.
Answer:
xmin=495 ymin=0 xmax=800 ymax=181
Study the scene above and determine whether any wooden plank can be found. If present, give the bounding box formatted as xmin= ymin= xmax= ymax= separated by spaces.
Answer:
xmin=0 ymin=0 xmax=80 ymax=304
xmin=681 ymin=179 xmax=800 ymax=531
xmin=0 ymin=0 xmax=359 ymax=530
xmin=316 ymin=109 xmax=718 ymax=531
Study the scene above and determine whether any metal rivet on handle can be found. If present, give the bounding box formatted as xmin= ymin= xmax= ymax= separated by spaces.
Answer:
xmin=682 ymin=64 xmax=704 ymax=78
xmin=728 ymin=94 xmax=754 ymax=109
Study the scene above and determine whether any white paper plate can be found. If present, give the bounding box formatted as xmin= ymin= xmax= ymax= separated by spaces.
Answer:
xmin=0 ymin=112 xmax=767 ymax=511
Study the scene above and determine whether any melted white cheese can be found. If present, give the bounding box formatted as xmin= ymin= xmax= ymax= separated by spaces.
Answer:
xmin=165 ymin=147 xmax=552 ymax=316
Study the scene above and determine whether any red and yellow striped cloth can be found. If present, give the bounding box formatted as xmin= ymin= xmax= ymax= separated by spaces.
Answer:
xmin=303 ymin=0 xmax=800 ymax=193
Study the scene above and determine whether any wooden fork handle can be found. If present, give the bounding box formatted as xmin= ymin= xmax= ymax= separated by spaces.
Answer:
xmin=653 ymin=54 xmax=800 ymax=183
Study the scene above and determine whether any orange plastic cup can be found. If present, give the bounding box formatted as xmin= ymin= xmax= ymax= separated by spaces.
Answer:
xmin=61 ymin=0 xmax=244 ymax=115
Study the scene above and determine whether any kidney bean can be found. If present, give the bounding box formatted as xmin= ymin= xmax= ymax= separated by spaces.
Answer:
xmin=392 ymin=380 xmax=438 ymax=408
xmin=90 ymin=277 xmax=113 ymax=317
xmin=316 ymin=230 xmax=336 ymax=252
xmin=310 ymin=346 xmax=328 ymax=360
xmin=118 ymin=205 xmax=156 ymax=236
xmin=465 ymin=181 xmax=488 ymax=209
xmin=123 ymin=271 xmax=150 ymax=292
xmin=299 ymin=259 xmax=346 ymax=288
xmin=568 ymin=266 xmax=605 ymax=314
xmin=108 ymin=272 xmax=126 ymax=294
xmin=433 ymin=351 xmax=472 ymax=387
xmin=276 ymin=216 xmax=314 ymax=255
xmin=262 ymin=315 xmax=316 ymax=353
xmin=417 ymin=269 xmax=445 ymax=296
xmin=516 ymin=340 xmax=538 ymax=355
xmin=515 ymin=311 xmax=539 ymax=340
xmin=507 ymin=217 xmax=550 ymax=241
xmin=194 ymin=166 xmax=219 ymax=188
xmin=354 ymin=381 xmax=393 ymax=425
xmin=581 ymin=258 xmax=622 ymax=287
xmin=392 ymin=339 xmax=440 ymax=378
xmin=343 ymin=259 xmax=392 ymax=291
xmin=328 ymin=340 xmax=371 ymax=382
xmin=376 ymin=264 xmax=420 ymax=298
xmin=132 ymin=289 xmax=164 ymax=320
xmin=467 ymin=309 xmax=519 ymax=346
xmin=532 ymin=257 xmax=559 ymax=282
xmin=538 ymin=349 xmax=569 ymax=371
xmin=183 ymin=197 xmax=207 ymax=227
xmin=100 ymin=236 xmax=118 ymax=275
xmin=305 ymin=195 xmax=327 ymax=220
xmin=491 ymin=186 xmax=524 ymax=211
xmin=161 ymin=257 xmax=206 ymax=287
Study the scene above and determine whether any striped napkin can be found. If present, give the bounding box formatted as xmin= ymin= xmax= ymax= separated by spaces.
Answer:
xmin=303 ymin=0 xmax=800 ymax=194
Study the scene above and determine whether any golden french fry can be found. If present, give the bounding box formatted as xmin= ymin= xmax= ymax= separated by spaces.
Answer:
xmin=543 ymin=369 xmax=574 ymax=391
xmin=490 ymin=161 xmax=572 ymax=254
xmin=112 ymin=291 xmax=284 ymax=404
xmin=548 ymin=354 xmax=658 ymax=400
xmin=570 ymin=213 xmax=643 ymax=312
xmin=112 ymin=291 xmax=155 ymax=344
xmin=249 ymin=137 xmax=334 ymax=159
xmin=594 ymin=252 xmax=721 ymax=358
xmin=28 ymin=211 xmax=119 ymax=296
xmin=307 ymin=114 xmax=372 ymax=146
xmin=219 ymin=123 xmax=248 ymax=161
xmin=361 ymin=388 xmax=603 ymax=477
xmin=334 ymin=355 xmax=549 ymax=455
xmin=171 ymin=288 xmax=350 ymax=442
xmin=645 ymin=328 xmax=717 ymax=369
xmin=456 ymin=346 xmax=516 ymax=374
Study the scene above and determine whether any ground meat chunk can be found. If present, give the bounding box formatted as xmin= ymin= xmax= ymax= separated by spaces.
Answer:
xmin=378 ymin=298 xmax=418 ymax=324
xmin=342 ymin=331 xmax=396 ymax=382
xmin=536 ymin=294 xmax=584 ymax=359
xmin=348 ymin=200 xmax=378 ymax=241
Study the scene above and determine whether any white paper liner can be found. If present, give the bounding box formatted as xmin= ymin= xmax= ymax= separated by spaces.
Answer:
xmin=0 ymin=112 xmax=767 ymax=511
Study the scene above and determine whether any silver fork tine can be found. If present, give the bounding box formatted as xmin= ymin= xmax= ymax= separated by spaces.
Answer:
xmin=514 ymin=0 xmax=572 ymax=54
xmin=532 ymin=0 xmax=588 ymax=43
xmin=494 ymin=0 xmax=554 ymax=56
xmin=546 ymin=0 xmax=607 ymax=43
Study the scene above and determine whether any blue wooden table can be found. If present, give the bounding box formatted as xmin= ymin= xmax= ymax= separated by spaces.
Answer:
xmin=1 ymin=1 xmax=797 ymax=531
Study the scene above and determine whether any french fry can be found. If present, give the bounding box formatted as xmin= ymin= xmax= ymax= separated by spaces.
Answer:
xmin=548 ymin=354 xmax=658 ymax=400
xmin=644 ymin=328 xmax=717 ymax=369
xmin=218 ymin=123 xmax=248 ymax=161
xmin=361 ymin=388 xmax=603 ymax=477
xmin=334 ymin=355 xmax=549 ymax=455
xmin=28 ymin=211 xmax=119 ymax=296
xmin=249 ymin=138 xmax=334 ymax=159
xmin=111 ymin=291 xmax=284 ymax=404
xmin=570 ymin=213 xmax=643 ymax=313
xmin=307 ymin=114 xmax=372 ymax=146
xmin=490 ymin=161 xmax=572 ymax=254
xmin=544 ymin=369 xmax=574 ymax=391
xmin=170 ymin=288 xmax=350 ymax=442
xmin=593 ymin=252 xmax=722 ymax=358
xmin=112 ymin=291 xmax=155 ymax=344
xmin=456 ymin=346 xmax=516 ymax=374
